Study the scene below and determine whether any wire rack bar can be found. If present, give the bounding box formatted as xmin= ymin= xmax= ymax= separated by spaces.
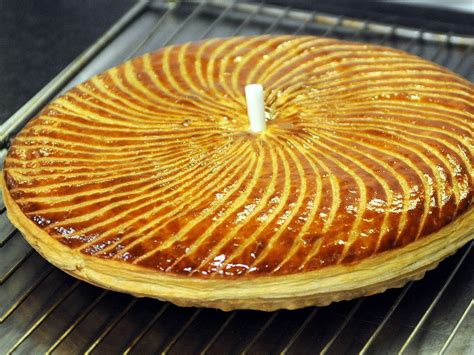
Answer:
xmin=399 ymin=241 xmax=473 ymax=354
xmin=0 ymin=267 xmax=54 ymax=323
xmin=0 ymin=213 xmax=17 ymax=247
xmin=461 ymin=57 xmax=474 ymax=78
xmin=204 ymin=0 xmax=474 ymax=46
xmin=125 ymin=0 xmax=180 ymax=60
xmin=199 ymin=311 xmax=237 ymax=355
xmin=45 ymin=290 xmax=109 ymax=354
xmin=0 ymin=229 xmax=16 ymax=247
xmin=199 ymin=0 xmax=237 ymax=39
xmin=425 ymin=33 xmax=454 ymax=68
xmin=231 ymin=1 xmax=265 ymax=36
xmin=263 ymin=6 xmax=291 ymax=34
xmin=161 ymin=308 xmax=203 ymax=354
xmin=293 ymin=11 xmax=317 ymax=35
xmin=0 ymin=0 xmax=150 ymax=149
xmin=430 ymin=36 xmax=451 ymax=63
xmin=123 ymin=302 xmax=170 ymax=355
xmin=320 ymin=298 xmax=364 ymax=354
xmin=7 ymin=280 xmax=81 ymax=354
xmin=321 ymin=15 xmax=345 ymax=37
xmin=439 ymin=300 xmax=473 ymax=355
xmin=162 ymin=0 xmax=208 ymax=45
xmin=348 ymin=19 xmax=370 ymax=40
xmin=0 ymin=249 xmax=33 ymax=284
xmin=453 ymin=44 xmax=474 ymax=73
xmin=262 ymin=5 xmax=293 ymax=34
xmin=359 ymin=283 xmax=413 ymax=354
xmin=403 ymin=27 xmax=425 ymax=51
xmin=376 ymin=24 xmax=396 ymax=44
xmin=241 ymin=311 xmax=280 ymax=355
xmin=280 ymin=308 xmax=319 ymax=355
xmin=84 ymin=298 xmax=138 ymax=354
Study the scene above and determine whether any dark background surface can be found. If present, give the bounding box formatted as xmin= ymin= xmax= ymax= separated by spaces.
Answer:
xmin=270 ymin=0 xmax=474 ymax=35
xmin=0 ymin=0 xmax=133 ymax=125
xmin=0 ymin=0 xmax=473 ymax=125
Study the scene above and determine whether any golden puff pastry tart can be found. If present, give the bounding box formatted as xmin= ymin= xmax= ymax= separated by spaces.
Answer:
xmin=2 ymin=35 xmax=473 ymax=311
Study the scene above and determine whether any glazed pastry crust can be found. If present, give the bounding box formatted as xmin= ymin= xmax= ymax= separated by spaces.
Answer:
xmin=3 ymin=176 xmax=472 ymax=311
xmin=3 ymin=36 xmax=473 ymax=311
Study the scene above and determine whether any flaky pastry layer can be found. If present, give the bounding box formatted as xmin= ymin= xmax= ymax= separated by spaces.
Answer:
xmin=3 ymin=176 xmax=472 ymax=310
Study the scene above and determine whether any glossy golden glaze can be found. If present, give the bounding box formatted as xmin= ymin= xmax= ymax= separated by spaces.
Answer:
xmin=4 ymin=35 xmax=473 ymax=279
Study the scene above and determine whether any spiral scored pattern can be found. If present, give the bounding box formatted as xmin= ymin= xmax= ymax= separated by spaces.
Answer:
xmin=4 ymin=35 xmax=473 ymax=279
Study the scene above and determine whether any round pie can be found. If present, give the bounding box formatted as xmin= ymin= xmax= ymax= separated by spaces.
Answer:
xmin=2 ymin=35 xmax=473 ymax=311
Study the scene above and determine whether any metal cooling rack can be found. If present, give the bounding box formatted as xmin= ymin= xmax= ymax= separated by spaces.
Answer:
xmin=0 ymin=0 xmax=473 ymax=353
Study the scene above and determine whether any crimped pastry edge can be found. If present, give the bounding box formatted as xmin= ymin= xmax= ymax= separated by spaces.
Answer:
xmin=2 ymin=176 xmax=473 ymax=311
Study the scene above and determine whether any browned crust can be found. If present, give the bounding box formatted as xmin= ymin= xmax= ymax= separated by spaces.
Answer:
xmin=2 ymin=174 xmax=472 ymax=311
xmin=4 ymin=35 xmax=474 ymax=280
